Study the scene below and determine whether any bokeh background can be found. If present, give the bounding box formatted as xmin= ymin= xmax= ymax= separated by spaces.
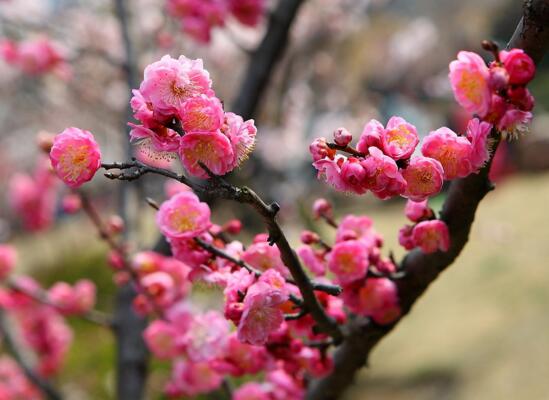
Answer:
xmin=0 ymin=0 xmax=548 ymax=399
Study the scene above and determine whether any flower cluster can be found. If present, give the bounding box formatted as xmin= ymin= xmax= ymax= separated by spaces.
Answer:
xmin=0 ymin=37 xmax=70 ymax=78
xmin=166 ymin=0 xmax=266 ymax=43
xmin=449 ymin=47 xmax=535 ymax=138
xmin=0 ymin=356 xmax=42 ymax=399
xmin=130 ymin=55 xmax=256 ymax=178
xmin=398 ymin=200 xmax=450 ymax=254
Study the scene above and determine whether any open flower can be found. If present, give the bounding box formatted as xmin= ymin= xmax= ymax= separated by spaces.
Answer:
xmin=401 ymin=156 xmax=444 ymax=201
xmin=449 ymin=51 xmax=491 ymax=116
xmin=179 ymin=130 xmax=235 ymax=178
xmin=157 ymin=192 xmax=211 ymax=239
xmin=49 ymin=127 xmax=101 ymax=188
xmin=412 ymin=220 xmax=450 ymax=253
xmin=380 ymin=116 xmax=419 ymax=160
xmin=421 ymin=127 xmax=473 ymax=180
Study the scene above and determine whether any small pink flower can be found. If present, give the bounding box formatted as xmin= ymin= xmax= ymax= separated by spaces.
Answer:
xmin=335 ymin=214 xmax=377 ymax=245
xmin=398 ymin=225 xmax=415 ymax=250
xmin=497 ymin=109 xmax=532 ymax=138
xmin=179 ymin=130 xmax=235 ymax=178
xmin=140 ymin=271 xmax=176 ymax=307
xmin=356 ymin=119 xmax=384 ymax=153
xmin=421 ymin=127 xmax=473 ymax=180
xmin=309 ymin=137 xmax=334 ymax=162
xmin=381 ymin=116 xmax=419 ymax=160
xmin=179 ymin=95 xmax=224 ymax=133
xmin=222 ymin=112 xmax=257 ymax=167
xmin=182 ymin=311 xmax=229 ymax=362
xmin=166 ymin=359 xmax=223 ymax=397
xmin=500 ymin=49 xmax=535 ymax=85
xmin=241 ymin=241 xmax=289 ymax=277
xmin=216 ymin=333 xmax=269 ymax=376
xmin=140 ymin=55 xmax=213 ymax=118
xmin=402 ymin=156 xmax=444 ymax=201
xmin=233 ymin=382 xmax=271 ymax=400
xmin=0 ymin=245 xmax=17 ymax=281
xmin=328 ymin=240 xmax=369 ymax=284
xmin=297 ymin=245 xmax=326 ymax=276
xmin=61 ymin=194 xmax=82 ymax=214
xmin=312 ymin=198 xmax=333 ymax=220
xmin=466 ymin=118 xmax=492 ymax=171
xmin=449 ymin=51 xmax=491 ymax=117
xmin=156 ymin=191 xmax=211 ymax=239
xmin=49 ymin=127 xmax=101 ymax=188
xmin=129 ymin=123 xmax=181 ymax=153
xmin=130 ymin=89 xmax=157 ymax=128
xmin=361 ymin=146 xmax=407 ymax=198
xmin=404 ymin=199 xmax=433 ymax=223
xmin=143 ymin=320 xmax=180 ymax=359
xmin=313 ymin=156 xmax=354 ymax=193
xmin=229 ymin=0 xmax=265 ymax=26
xmin=357 ymin=278 xmax=401 ymax=324
xmin=340 ymin=157 xmax=367 ymax=194
xmin=48 ymin=280 xmax=96 ymax=315
xmin=237 ymin=281 xmax=287 ymax=345
xmin=412 ymin=220 xmax=450 ymax=253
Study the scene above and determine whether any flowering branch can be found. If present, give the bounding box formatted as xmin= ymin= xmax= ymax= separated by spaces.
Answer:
xmin=5 ymin=279 xmax=113 ymax=328
xmin=0 ymin=309 xmax=63 ymax=400
xmin=102 ymin=161 xmax=345 ymax=343
xmin=306 ymin=2 xmax=549 ymax=398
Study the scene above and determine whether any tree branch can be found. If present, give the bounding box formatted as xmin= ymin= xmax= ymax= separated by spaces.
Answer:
xmin=232 ymin=0 xmax=306 ymax=119
xmin=0 ymin=309 xmax=63 ymax=400
xmin=306 ymin=2 xmax=549 ymax=398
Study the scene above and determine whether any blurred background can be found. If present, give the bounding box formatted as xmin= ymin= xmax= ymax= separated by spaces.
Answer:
xmin=0 ymin=0 xmax=548 ymax=398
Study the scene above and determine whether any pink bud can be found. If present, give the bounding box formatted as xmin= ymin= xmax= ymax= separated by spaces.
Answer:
xmin=500 ymin=49 xmax=535 ymax=85
xmin=61 ymin=194 xmax=81 ymax=214
xmin=300 ymin=230 xmax=320 ymax=244
xmin=36 ymin=131 xmax=55 ymax=153
xmin=107 ymin=215 xmax=125 ymax=235
xmin=0 ymin=245 xmax=17 ymax=280
xmin=333 ymin=127 xmax=352 ymax=146
xmin=309 ymin=137 xmax=334 ymax=162
xmin=488 ymin=66 xmax=509 ymax=90
xmin=107 ymin=250 xmax=125 ymax=270
xmin=223 ymin=219 xmax=242 ymax=235
xmin=312 ymin=198 xmax=332 ymax=219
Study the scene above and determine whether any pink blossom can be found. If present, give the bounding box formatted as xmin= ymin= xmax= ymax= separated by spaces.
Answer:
xmin=140 ymin=271 xmax=176 ymax=307
xmin=156 ymin=191 xmax=211 ymax=239
xmin=166 ymin=359 xmax=223 ymax=397
xmin=179 ymin=94 xmax=224 ymax=133
xmin=328 ymin=240 xmax=369 ymax=284
xmin=241 ymin=241 xmax=289 ymax=277
xmin=297 ymin=346 xmax=334 ymax=377
xmin=233 ymin=382 xmax=271 ymax=400
xmin=61 ymin=193 xmax=81 ymax=214
xmin=488 ymin=65 xmax=509 ymax=90
xmin=335 ymin=214 xmax=379 ymax=247
xmin=309 ymin=137 xmax=334 ymax=162
xmin=358 ymin=278 xmax=401 ymax=324
xmin=404 ymin=199 xmax=433 ymax=223
xmin=215 ymin=333 xmax=269 ymax=376
xmin=229 ymin=0 xmax=265 ymax=26
xmin=449 ymin=51 xmax=491 ymax=116
xmin=361 ymin=146 xmax=407 ymax=199
xmin=401 ymin=156 xmax=444 ymax=201
xmin=421 ymin=127 xmax=473 ymax=180
xmin=398 ymin=225 xmax=415 ymax=250
xmin=48 ymin=280 xmax=96 ymax=316
xmin=222 ymin=112 xmax=257 ymax=167
xmin=266 ymin=369 xmax=305 ymax=400
xmin=143 ymin=320 xmax=180 ymax=360
xmin=167 ymin=0 xmax=228 ymax=43
xmin=0 ymin=356 xmax=42 ymax=398
xmin=466 ymin=118 xmax=492 ymax=171
xmin=179 ymin=130 xmax=235 ymax=178
xmin=1 ymin=37 xmax=67 ymax=76
xmin=313 ymin=156 xmax=352 ymax=193
xmin=169 ymin=234 xmax=212 ymax=269
xmin=356 ymin=119 xmax=383 ymax=153
xmin=130 ymin=89 xmax=157 ymax=128
xmin=497 ymin=109 xmax=532 ymax=138
xmin=237 ymin=281 xmax=287 ymax=345
xmin=500 ymin=49 xmax=535 ymax=85
xmin=165 ymin=180 xmax=192 ymax=198
xmin=312 ymin=198 xmax=333 ymax=219
xmin=340 ymin=157 xmax=367 ymax=193
xmin=140 ymin=55 xmax=213 ymax=119
xmin=182 ymin=311 xmax=229 ymax=361
xmin=297 ymin=245 xmax=326 ymax=276
xmin=49 ymin=127 xmax=101 ymax=188
xmin=0 ymin=245 xmax=16 ymax=281
xmin=412 ymin=220 xmax=450 ymax=253
xmin=381 ymin=116 xmax=419 ymax=160
xmin=129 ymin=123 xmax=181 ymax=153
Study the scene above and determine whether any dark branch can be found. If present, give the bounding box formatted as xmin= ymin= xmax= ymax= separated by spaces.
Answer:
xmin=306 ymin=2 xmax=549 ymax=398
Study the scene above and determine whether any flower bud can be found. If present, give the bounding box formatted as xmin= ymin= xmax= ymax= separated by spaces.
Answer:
xmin=333 ymin=127 xmax=352 ymax=146
xmin=300 ymin=230 xmax=320 ymax=244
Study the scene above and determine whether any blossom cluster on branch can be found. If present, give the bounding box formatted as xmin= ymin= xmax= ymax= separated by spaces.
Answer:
xmin=1 ymin=39 xmax=538 ymax=399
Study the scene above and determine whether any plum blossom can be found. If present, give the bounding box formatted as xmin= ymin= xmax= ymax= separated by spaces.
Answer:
xmin=401 ymin=156 xmax=444 ymax=201
xmin=179 ymin=94 xmax=224 ymax=133
xmin=404 ymin=199 xmax=433 ymax=223
xmin=412 ymin=220 xmax=450 ymax=254
xmin=48 ymin=280 xmax=96 ymax=316
xmin=49 ymin=127 xmax=102 ymax=188
xmin=466 ymin=118 xmax=492 ymax=170
xmin=0 ymin=245 xmax=17 ymax=281
xmin=156 ymin=191 xmax=211 ymax=239
xmin=421 ymin=127 xmax=473 ymax=180
xmin=179 ymin=130 xmax=235 ymax=178
xmin=449 ymin=51 xmax=491 ymax=116
xmin=328 ymin=240 xmax=369 ymax=284
xmin=500 ymin=48 xmax=535 ymax=85
xmin=380 ymin=116 xmax=419 ymax=160
xmin=143 ymin=320 xmax=180 ymax=360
